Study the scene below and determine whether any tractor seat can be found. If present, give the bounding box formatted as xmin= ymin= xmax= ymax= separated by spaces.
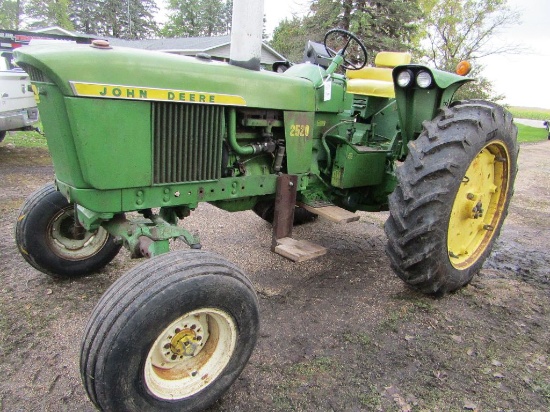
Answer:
xmin=347 ymin=52 xmax=411 ymax=98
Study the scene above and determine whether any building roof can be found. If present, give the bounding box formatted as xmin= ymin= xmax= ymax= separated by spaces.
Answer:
xmin=107 ymin=35 xmax=286 ymax=63
xmin=30 ymin=26 xmax=96 ymax=39
xmin=28 ymin=28 xmax=286 ymax=64
xmin=108 ymin=35 xmax=232 ymax=52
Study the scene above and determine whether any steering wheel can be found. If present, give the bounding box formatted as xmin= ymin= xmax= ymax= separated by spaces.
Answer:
xmin=323 ymin=28 xmax=368 ymax=71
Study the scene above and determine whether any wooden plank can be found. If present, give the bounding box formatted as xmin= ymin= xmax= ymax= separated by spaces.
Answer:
xmin=297 ymin=202 xmax=360 ymax=223
xmin=274 ymin=237 xmax=327 ymax=262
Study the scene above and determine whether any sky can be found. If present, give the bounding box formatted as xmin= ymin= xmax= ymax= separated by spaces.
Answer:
xmin=262 ymin=0 xmax=550 ymax=109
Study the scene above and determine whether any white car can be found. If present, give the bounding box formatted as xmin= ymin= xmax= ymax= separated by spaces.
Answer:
xmin=0 ymin=51 xmax=39 ymax=142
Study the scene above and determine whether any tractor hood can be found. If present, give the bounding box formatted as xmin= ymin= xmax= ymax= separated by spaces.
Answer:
xmin=14 ymin=43 xmax=315 ymax=111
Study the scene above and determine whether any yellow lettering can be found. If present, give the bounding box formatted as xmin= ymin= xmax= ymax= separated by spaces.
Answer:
xmin=289 ymin=124 xmax=310 ymax=137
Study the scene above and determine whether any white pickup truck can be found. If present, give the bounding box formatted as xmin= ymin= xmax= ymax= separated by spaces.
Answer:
xmin=0 ymin=51 xmax=39 ymax=142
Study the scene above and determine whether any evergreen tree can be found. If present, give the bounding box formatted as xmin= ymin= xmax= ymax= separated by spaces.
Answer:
xmin=162 ymin=0 xmax=231 ymax=38
xmin=270 ymin=16 xmax=309 ymax=63
xmin=70 ymin=0 xmax=101 ymax=34
xmin=270 ymin=0 xmax=422 ymax=64
xmin=94 ymin=0 xmax=158 ymax=39
xmin=24 ymin=0 xmax=74 ymax=30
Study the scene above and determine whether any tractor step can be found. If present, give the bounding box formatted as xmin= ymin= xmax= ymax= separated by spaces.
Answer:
xmin=297 ymin=202 xmax=360 ymax=223
xmin=273 ymin=237 xmax=327 ymax=262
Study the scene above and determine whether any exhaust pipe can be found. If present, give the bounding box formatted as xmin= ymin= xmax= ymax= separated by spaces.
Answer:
xmin=230 ymin=0 xmax=264 ymax=71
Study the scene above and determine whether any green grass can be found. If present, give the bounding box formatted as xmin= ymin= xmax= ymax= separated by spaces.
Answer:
xmin=2 ymin=127 xmax=47 ymax=148
xmin=509 ymin=106 xmax=550 ymax=121
xmin=516 ymin=124 xmax=548 ymax=143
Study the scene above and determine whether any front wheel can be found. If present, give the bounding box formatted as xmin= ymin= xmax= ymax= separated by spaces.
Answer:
xmin=385 ymin=100 xmax=518 ymax=294
xmin=81 ymin=250 xmax=259 ymax=411
xmin=15 ymin=183 xmax=121 ymax=278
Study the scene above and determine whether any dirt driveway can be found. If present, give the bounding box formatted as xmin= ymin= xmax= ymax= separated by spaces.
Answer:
xmin=0 ymin=141 xmax=549 ymax=411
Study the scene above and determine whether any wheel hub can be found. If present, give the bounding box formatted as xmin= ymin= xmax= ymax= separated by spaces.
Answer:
xmin=170 ymin=328 xmax=202 ymax=357
xmin=150 ymin=314 xmax=209 ymax=367
xmin=47 ymin=206 xmax=111 ymax=260
xmin=144 ymin=308 xmax=237 ymax=400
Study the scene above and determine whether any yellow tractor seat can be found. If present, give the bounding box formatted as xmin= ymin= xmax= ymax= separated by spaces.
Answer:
xmin=347 ymin=52 xmax=412 ymax=98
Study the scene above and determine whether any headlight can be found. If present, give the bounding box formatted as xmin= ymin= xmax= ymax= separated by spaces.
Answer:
xmin=396 ymin=70 xmax=413 ymax=88
xmin=416 ymin=71 xmax=433 ymax=88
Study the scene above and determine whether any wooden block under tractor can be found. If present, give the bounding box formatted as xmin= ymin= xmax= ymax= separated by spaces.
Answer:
xmin=274 ymin=237 xmax=327 ymax=262
xmin=297 ymin=202 xmax=360 ymax=223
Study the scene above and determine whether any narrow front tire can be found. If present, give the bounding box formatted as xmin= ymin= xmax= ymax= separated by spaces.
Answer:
xmin=80 ymin=250 xmax=260 ymax=411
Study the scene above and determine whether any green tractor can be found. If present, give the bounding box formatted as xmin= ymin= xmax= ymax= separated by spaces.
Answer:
xmin=14 ymin=8 xmax=517 ymax=411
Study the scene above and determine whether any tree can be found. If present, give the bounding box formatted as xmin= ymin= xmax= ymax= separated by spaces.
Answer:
xmin=270 ymin=0 xmax=423 ymax=64
xmin=419 ymin=0 xmax=521 ymax=101
xmin=94 ymin=0 xmax=158 ymax=39
xmin=270 ymin=16 xmax=309 ymax=63
xmin=161 ymin=0 xmax=232 ymax=38
xmin=70 ymin=0 xmax=101 ymax=34
xmin=25 ymin=0 xmax=74 ymax=30
xmin=0 ymin=0 xmax=24 ymax=29
xmin=68 ymin=0 xmax=158 ymax=39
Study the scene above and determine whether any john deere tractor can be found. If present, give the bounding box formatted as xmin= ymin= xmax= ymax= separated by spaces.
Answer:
xmin=13 ymin=5 xmax=517 ymax=410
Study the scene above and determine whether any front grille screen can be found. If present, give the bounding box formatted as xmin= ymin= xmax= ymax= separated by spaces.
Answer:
xmin=153 ymin=102 xmax=224 ymax=184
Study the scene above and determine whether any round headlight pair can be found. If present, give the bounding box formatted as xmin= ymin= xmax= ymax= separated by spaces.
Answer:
xmin=396 ymin=70 xmax=433 ymax=89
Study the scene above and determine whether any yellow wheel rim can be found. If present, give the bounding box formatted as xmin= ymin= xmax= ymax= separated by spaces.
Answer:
xmin=448 ymin=141 xmax=510 ymax=269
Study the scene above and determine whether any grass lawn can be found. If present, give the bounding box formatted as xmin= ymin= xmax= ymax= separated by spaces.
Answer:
xmin=516 ymin=123 xmax=548 ymax=143
xmin=508 ymin=106 xmax=550 ymax=121
xmin=2 ymin=128 xmax=47 ymax=148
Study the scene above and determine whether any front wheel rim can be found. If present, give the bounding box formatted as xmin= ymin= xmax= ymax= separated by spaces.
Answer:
xmin=47 ymin=206 xmax=111 ymax=260
xmin=144 ymin=308 xmax=237 ymax=400
xmin=448 ymin=141 xmax=511 ymax=269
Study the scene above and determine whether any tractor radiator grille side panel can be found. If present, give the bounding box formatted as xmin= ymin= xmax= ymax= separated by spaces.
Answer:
xmin=153 ymin=103 xmax=224 ymax=184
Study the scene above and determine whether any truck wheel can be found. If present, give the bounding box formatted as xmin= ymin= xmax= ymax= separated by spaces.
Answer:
xmin=253 ymin=200 xmax=317 ymax=225
xmin=15 ymin=183 xmax=121 ymax=278
xmin=0 ymin=131 xmax=6 ymax=143
xmin=81 ymin=250 xmax=259 ymax=412
xmin=385 ymin=100 xmax=518 ymax=294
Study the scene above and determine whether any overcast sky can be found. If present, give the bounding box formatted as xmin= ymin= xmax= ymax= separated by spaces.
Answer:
xmin=262 ymin=0 xmax=550 ymax=109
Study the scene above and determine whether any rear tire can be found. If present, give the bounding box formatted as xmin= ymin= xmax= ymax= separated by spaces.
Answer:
xmin=81 ymin=250 xmax=259 ymax=412
xmin=385 ymin=100 xmax=518 ymax=294
xmin=15 ymin=183 xmax=121 ymax=278
xmin=0 ymin=131 xmax=6 ymax=143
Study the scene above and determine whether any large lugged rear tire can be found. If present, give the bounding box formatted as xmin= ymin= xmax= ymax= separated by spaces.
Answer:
xmin=385 ymin=100 xmax=518 ymax=294
xmin=81 ymin=250 xmax=259 ymax=412
xmin=15 ymin=183 xmax=121 ymax=278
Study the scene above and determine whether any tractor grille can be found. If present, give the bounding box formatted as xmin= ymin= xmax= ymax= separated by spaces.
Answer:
xmin=152 ymin=102 xmax=224 ymax=184
xmin=18 ymin=64 xmax=49 ymax=83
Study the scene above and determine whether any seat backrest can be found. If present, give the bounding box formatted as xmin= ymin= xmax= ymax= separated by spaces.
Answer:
xmin=346 ymin=52 xmax=412 ymax=98
xmin=374 ymin=52 xmax=411 ymax=68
